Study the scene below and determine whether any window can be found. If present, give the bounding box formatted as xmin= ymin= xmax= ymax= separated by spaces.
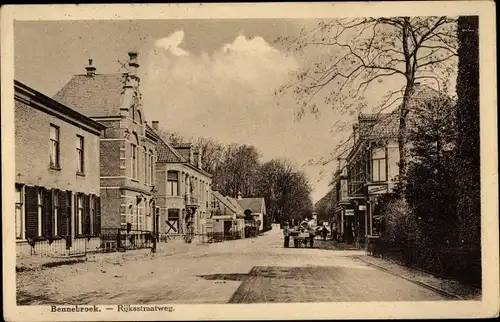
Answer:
xmin=53 ymin=190 xmax=59 ymax=236
xmin=15 ymin=185 xmax=24 ymax=239
xmin=131 ymin=105 xmax=136 ymax=121
xmin=144 ymin=149 xmax=149 ymax=184
xmin=131 ymin=143 xmax=137 ymax=179
xmin=76 ymin=194 xmax=83 ymax=235
xmin=149 ymin=151 xmax=154 ymax=185
xmin=90 ymin=196 xmax=95 ymax=235
xmin=77 ymin=135 xmax=84 ymax=173
xmin=37 ymin=189 xmax=44 ymax=237
xmin=371 ymin=148 xmax=387 ymax=182
xmin=50 ymin=125 xmax=60 ymax=168
xmin=167 ymin=171 xmax=179 ymax=196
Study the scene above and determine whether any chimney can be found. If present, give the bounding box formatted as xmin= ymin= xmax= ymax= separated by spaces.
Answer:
xmin=151 ymin=121 xmax=159 ymax=131
xmin=85 ymin=59 xmax=96 ymax=77
xmin=237 ymin=192 xmax=243 ymax=200
xmin=193 ymin=151 xmax=199 ymax=168
xmin=128 ymin=51 xmax=139 ymax=77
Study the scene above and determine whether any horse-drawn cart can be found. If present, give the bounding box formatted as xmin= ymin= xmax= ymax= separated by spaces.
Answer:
xmin=290 ymin=230 xmax=314 ymax=248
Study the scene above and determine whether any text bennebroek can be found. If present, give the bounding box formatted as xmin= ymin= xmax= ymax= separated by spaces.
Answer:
xmin=51 ymin=305 xmax=101 ymax=313
xmin=118 ymin=305 xmax=175 ymax=312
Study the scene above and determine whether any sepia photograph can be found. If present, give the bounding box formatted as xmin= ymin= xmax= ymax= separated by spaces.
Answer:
xmin=1 ymin=2 xmax=498 ymax=321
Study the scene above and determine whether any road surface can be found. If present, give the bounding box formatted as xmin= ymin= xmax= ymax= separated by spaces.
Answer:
xmin=17 ymin=227 xmax=451 ymax=304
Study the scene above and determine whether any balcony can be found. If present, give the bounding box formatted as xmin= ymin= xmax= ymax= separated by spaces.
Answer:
xmin=184 ymin=195 xmax=199 ymax=207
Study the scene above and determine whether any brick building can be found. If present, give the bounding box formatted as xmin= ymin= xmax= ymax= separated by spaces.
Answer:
xmin=15 ymin=80 xmax=106 ymax=256
xmin=153 ymin=126 xmax=212 ymax=241
xmin=53 ymin=52 xmax=159 ymax=235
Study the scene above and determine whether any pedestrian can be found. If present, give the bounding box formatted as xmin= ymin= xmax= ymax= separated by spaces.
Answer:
xmin=283 ymin=222 xmax=290 ymax=248
xmin=322 ymin=226 xmax=327 ymax=241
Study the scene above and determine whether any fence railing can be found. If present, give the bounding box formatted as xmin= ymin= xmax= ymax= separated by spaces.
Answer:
xmin=206 ymin=230 xmax=244 ymax=243
xmin=26 ymin=236 xmax=89 ymax=257
xmin=98 ymin=228 xmax=154 ymax=252
xmin=370 ymin=238 xmax=481 ymax=288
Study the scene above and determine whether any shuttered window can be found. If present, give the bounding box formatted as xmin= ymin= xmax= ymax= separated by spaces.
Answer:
xmin=76 ymin=194 xmax=83 ymax=235
xmin=37 ymin=189 xmax=44 ymax=237
xmin=52 ymin=189 xmax=59 ymax=236
xmin=15 ymin=185 xmax=24 ymax=239
xmin=25 ymin=186 xmax=38 ymax=238
xmin=95 ymin=196 xmax=101 ymax=235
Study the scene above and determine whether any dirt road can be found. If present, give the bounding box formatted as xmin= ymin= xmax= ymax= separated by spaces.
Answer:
xmin=17 ymin=228 xmax=457 ymax=304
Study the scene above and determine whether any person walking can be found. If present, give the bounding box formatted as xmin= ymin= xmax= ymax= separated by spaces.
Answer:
xmin=322 ymin=226 xmax=328 ymax=241
xmin=283 ymin=222 xmax=290 ymax=248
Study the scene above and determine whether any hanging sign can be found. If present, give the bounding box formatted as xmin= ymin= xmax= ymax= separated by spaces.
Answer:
xmin=358 ymin=205 xmax=366 ymax=211
xmin=345 ymin=210 xmax=355 ymax=216
xmin=368 ymin=185 xmax=388 ymax=195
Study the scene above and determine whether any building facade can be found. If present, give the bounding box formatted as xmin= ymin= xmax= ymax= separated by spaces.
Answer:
xmin=209 ymin=191 xmax=245 ymax=238
xmin=154 ymin=129 xmax=212 ymax=240
xmin=340 ymin=84 xmax=443 ymax=247
xmin=53 ymin=52 xmax=159 ymax=235
xmin=15 ymin=80 xmax=105 ymax=256
xmin=236 ymin=194 xmax=267 ymax=233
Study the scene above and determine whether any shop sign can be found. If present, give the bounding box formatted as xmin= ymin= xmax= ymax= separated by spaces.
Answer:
xmin=345 ymin=210 xmax=355 ymax=216
xmin=368 ymin=185 xmax=388 ymax=195
xmin=358 ymin=205 xmax=366 ymax=211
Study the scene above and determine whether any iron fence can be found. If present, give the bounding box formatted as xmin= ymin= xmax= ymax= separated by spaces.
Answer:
xmin=206 ymin=230 xmax=244 ymax=243
xmin=26 ymin=236 xmax=89 ymax=257
xmin=370 ymin=238 xmax=481 ymax=288
xmin=98 ymin=228 xmax=154 ymax=252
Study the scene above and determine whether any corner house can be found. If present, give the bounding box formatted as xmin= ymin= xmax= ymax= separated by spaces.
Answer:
xmin=15 ymin=80 xmax=106 ymax=257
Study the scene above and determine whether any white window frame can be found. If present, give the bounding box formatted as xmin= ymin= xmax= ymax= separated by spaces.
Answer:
xmin=77 ymin=135 xmax=84 ymax=173
xmin=50 ymin=124 xmax=60 ymax=168
xmin=15 ymin=185 xmax=24 ymax=240
xmin=37 ymin=189 xmax=44 ymax=237
xmin=53 ymin=190 xmax=59 ymax=236
xmin=77 ymin=194 xmax=83 ymax=235
xmin=371 ymin=148 xmax=387 ymax=182
xmin=167 ymin=171 xmax=179 ymax=196
xmin=90 ymin=195 xmax=95 ymax=235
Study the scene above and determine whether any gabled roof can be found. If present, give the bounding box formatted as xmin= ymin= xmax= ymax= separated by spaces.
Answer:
xmin=14 ymin=80 xmax=107 ymax=136
xmin=236 ymin=198 xmax=266 ymax=214
xmin=226 ymin=197 xmax=245 ymax=213
xmin=53 ymin=74 xmax=127 ymax=117
xmin=212 ymin=191 xmax=244 ymax=218
xmin=155 ymin=132 xmax=187 ymax=163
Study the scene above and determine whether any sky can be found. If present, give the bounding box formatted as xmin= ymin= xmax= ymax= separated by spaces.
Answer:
xmin=13 ymin=19 xmax=437 ymax=204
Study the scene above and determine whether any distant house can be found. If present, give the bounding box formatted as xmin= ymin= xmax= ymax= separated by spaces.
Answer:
xmin=209 ymin=191 xmax=245 ymax=238
xmin=53 ymin=53 xmax=159 ymax=237
xmin=15 ymin=80 xmax=106 ymax=256
xmin=236 ymin=193 xmax=267 ymax=233
xmin=154 ymin=127 xmax=212 ymax=240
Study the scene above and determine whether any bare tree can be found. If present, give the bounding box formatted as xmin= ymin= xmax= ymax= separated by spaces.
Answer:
xmin=276 ymin=16 xmax=458 ymax=193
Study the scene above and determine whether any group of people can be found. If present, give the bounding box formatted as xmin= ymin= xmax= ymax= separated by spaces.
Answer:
xmin=282 ymin=220 xmax=316 ymax=248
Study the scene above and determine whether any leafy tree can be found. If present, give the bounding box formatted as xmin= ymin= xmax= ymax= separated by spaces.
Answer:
xmin=276 ymin=17 xmax=458 ymax=194
xmin=406 ymin=96 xmax=457 ymax=247
xmin=455 ymin=16 xmax=480 ymax=250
